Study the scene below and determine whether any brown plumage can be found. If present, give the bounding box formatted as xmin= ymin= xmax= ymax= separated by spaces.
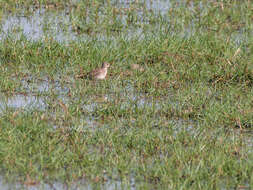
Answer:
xmin=89 ymin=62 xmax=110 ymax=80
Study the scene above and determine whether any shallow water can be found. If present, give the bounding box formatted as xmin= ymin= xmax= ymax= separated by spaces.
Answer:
xmin=0 ymin=0 xmax=171 ymax=42
xmin=0 ymin=77 xmax=69 ymax=112
xmin=0 ymin=8 xmax=75 ymax=42
xmin=0 ymin=175 xmax=140 ymax=190
xmin=0 ymin=93 xmax=46 ymax=111
xmin=0 ymin=0 xmax=249 ymax=45
xmin=0 ymin=1 xmax=252 ymax=189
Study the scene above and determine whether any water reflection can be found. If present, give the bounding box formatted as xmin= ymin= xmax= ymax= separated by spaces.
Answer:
xmin=0 ymin=93 xmax=46 ymax=111
xmin=0 ymin=9 xmax=75 ymax=42
xmin=0 ymin=175 xmax=138 ymax=190
xmin=0 ymin=0 xmax=250 ymax=45
xmin=0 ymin=0 xmax=172 ymax=42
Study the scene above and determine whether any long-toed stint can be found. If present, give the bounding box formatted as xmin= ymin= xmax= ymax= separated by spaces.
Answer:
xmin=89 ymin=62 xmax=110 ymax=80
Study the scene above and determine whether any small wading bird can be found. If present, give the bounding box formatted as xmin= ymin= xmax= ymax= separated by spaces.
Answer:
xmin=88 ymin=62 xmax=110 ymax=80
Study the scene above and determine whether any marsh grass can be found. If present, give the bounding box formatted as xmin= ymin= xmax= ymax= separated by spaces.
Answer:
xmin=0 ymin=0 xmax=253 ymax=189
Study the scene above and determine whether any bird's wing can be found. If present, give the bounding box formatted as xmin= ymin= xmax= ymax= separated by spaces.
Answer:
xmin=89 ymin=68 xmax=103 ymax=77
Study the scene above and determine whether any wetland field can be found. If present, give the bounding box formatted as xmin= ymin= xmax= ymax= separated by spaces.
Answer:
xmin=0 ymin=0 xmax=252 ymax=189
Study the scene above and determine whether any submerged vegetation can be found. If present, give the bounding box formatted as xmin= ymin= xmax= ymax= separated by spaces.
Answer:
xmin=0 ymin=0 xmax=252 ymax=189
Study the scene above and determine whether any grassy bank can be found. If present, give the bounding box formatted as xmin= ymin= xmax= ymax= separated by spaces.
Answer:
xmin=0 ymin=0 xmax=252 ymax=189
